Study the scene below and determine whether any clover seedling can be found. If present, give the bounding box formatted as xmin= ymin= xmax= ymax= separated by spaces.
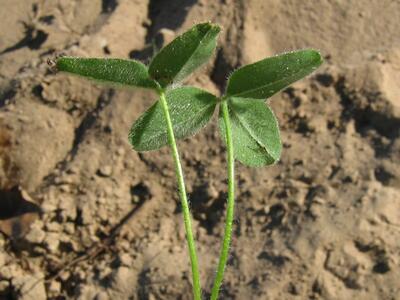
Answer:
xmin=54 ymin=22 xmax=322 ymax=300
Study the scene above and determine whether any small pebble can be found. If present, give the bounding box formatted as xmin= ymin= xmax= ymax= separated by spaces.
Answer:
xmin=25 ymin=227 xmax=46 ymax=244
xmin=44 ymin=233 xmax=60 ymax=253
xmin=48 ymin=280 xmax=61 ymax=294
xmin=98 ymin=165 xmax=112 ymax=177
xmin=118 ymin=253 xmax=133 ymax=266
xmin=95 ymin=291 xmax=109 ymax=300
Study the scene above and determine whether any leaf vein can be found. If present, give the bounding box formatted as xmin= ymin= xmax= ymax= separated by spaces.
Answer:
xmin=229 ymin=105 xmax=275 ymax=159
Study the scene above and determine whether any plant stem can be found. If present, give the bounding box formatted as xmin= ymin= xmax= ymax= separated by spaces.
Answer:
xmin=159 ymin=90 xmax=202 ymax=300
xmin=211 ymin=101 xmax=235 ymax=300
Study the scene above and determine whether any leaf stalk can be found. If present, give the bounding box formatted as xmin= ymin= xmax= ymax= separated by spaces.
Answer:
xmin=211 ymin=100 xmax=235 ymax=300
xmin=159 ymin=90 xmax=202 ymax=300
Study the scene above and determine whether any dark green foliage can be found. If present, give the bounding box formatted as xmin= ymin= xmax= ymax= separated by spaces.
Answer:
xmin=226 ymin=49 xmax=323 ymax=99
xmin=149 ymin=22 xmax=221 ymax=87
xmin=55 ymin=24 xmax=322 ymax=167
xmin=219 ymin=98 xmax=281 ymax=167
xmin=129 ymin=87 xmax=217 ymax=151
xmin=56 ymin=57 xmax=158 ymax=89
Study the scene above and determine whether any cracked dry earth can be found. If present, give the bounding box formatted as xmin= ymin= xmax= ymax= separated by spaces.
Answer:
xmin=0 ymin=0 xmax=400 ymax=299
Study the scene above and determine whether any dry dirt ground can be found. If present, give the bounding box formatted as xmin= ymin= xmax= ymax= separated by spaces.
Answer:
xmin=0 ymin=0 xmax=400 ymax=299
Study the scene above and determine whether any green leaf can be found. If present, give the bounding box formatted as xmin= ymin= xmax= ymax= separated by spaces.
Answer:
xmin=149 ymin=22 xmax=221 ymax=87
xmin=56 ymin=57 xmax=158 ymax=89
xmin=226 ymin=49 xmax=323 ymax=99
xmin=219 ymin=97 xmax=281 ymax=167
xmin=129 ymin=87 xmax=217 ymax=151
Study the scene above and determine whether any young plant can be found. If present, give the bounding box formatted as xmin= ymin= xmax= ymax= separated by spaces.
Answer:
xmin=53 ymin=22 xmax=322 ymax=299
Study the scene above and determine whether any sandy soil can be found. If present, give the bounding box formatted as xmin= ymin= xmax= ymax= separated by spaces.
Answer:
xmin=0 ymin=0 xmax=399 ymax=299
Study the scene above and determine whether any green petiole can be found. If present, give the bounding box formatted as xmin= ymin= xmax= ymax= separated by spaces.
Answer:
xmin=159 ymin=90 xmax=202 ymax=300
xmin=211 ymin=100 xmax=235 ymax=300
